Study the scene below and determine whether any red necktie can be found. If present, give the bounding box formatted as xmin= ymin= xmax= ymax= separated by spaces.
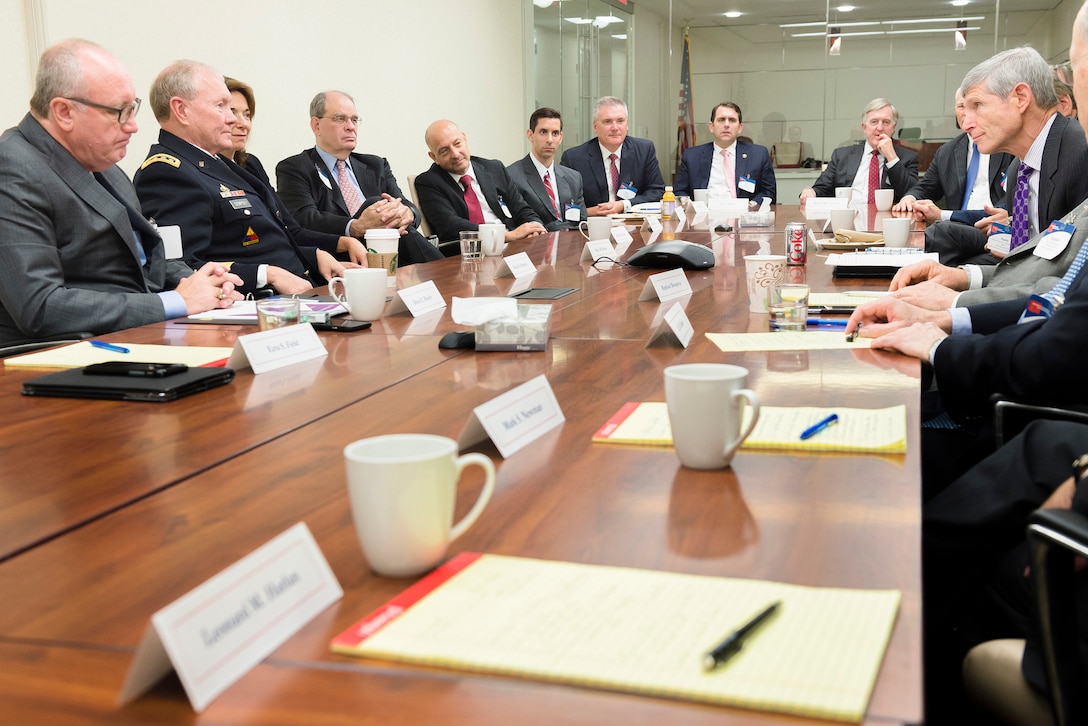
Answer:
xmin=609 ymin=153 xmax=620 ymax=202
xmin=460 ymin=174 xmax=485 ymax=224
xmin=542 ymin=171 xmax=559 ymax=215
xmin=867 ymin=150 xmax=880 ymax=206
xmin=336 ymin=160 xmax=363 ymax=217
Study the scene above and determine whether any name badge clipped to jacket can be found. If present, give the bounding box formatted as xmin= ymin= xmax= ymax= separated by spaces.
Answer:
xmin=617 ymin=182 xmax=637 ymax=200
xmin=1034 ymin=219 xmax=1076 ymax=260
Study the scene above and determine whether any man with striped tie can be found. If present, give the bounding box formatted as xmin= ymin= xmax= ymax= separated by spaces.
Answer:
xmin=506 ymin=108 xmax=586 ymax=232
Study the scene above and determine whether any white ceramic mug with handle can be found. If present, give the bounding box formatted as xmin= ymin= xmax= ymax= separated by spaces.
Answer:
xmin=343 ymin=434 xmax=496 ymax=577
xmin=328 ymin=268 xmax=387 ymax=320
xmin=665 ymin=364 xmax=761 ymax=470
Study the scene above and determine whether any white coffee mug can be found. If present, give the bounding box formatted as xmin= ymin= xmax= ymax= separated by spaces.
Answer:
xmin=328 ymin=268 xmax=387 ymax=320
xmin=692 ymin=188 xmax=709 ymax=203
xmin=834 ymin=187 xmax=853 ymax=202
xmin=881 ymin=217 xmax=912 ymax=247
xmin=579 ymin=216 xmax=613 ymax=241
xmin=479 ymin=223 xmax=506 ymax=256
xmin=665 ymin=364 xmax=761 ymax=470
xmin=873 ymin=188 xmax=894 ymax=211
xmin=742 ymin=254 xmax=786 ymax=313
xmin=830 ymin=207 xmax=856 ymax=232
xmin=344 ymin=434 xmax=496 ymax=577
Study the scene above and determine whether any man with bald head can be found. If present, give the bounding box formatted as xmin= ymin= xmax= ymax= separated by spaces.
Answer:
xmin=276 ymin=91 xmax=441 ymax=266
xmin=414 ymin=119 xmax=545 ymax=249
xmin=0 ymin=39 xmax=241 ymax=345
xmin=134 ymin=61 xmax=355 ymax=294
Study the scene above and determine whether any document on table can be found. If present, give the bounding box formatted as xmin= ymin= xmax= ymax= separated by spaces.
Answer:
xmin=331 ymin=553 xmax=901 ymax=723
xmin=592 ymin=402 xmax=906 ymax=454
xmin=3 ymin=342 xmax=234 ymax=369
xmin=706 ymin=331 xmax=871 ymax=352
xmin=807 ymin=292 xmax=887 ymax=308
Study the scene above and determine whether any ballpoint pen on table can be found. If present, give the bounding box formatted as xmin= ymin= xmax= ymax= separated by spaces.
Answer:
xmin=800 ymin=413 xmax=839 ymax=440
xmin=89 ymin=340 xmax=130 ymax=354
xmin=702 ymin=600 xmax=782 ymax=671
xmin=807 ymin=318 xmax=848 ymax=327
xmin=846 ymin=323 xmax=861 ymax=342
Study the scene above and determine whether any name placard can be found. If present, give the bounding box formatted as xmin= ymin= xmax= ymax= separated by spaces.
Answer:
xmin=689 ymin=201 xmax=708 ymax=225
xmin=673 ymin=204 xmax=687 ymax=224
xmin=647 ymin=301 xmax=694 ymax=348
xmin=581 ymin=239 xmax=617 ymax=263
xmin=610 ymin=225 xmax=634 ymax=248
xmin=119 ymin=522 xmax=342 ymax=712
xmin=804 ymin=197 xmax=849 ymax=220
xmin=494 ymin=252 xmax=538 ymax=279
xmin=386 ymin=280 xmax=447 ymax=317
xmin=640 ymin=215 xmax=663 ymax=235
xmin=228 ymin=323 xmax=328 ymax=374
xmin=638 ymin=268 xmax=692 ymax=303
xmin=457 ymin=374 xmax=566 ymax=458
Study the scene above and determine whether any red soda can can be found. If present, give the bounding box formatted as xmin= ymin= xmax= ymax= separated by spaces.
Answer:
xmin=785 ymin=222 xmax=807 ymax=265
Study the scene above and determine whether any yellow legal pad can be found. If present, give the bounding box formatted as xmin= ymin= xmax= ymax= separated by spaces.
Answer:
xmin=331 ymin=554 xmax=901 ymax=723
xmin=3 ymin=342 xmax=234 ymax=369
xmin=593 ymin=402 xmax=907 ymax=454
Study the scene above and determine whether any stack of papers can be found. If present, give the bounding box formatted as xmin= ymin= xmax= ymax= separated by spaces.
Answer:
xmin=331 ymin=553 xmax=901 ymax=722
xmin=4 ymin=342 xmax=234 ymax=369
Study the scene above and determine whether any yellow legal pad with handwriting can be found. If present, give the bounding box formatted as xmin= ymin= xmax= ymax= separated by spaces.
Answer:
xmin=331 ymin=553 xmax=900 ymax=722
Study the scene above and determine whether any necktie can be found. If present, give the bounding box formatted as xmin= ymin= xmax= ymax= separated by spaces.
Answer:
xmin=542 ymin=170 xmax=559 ymax=215
xmin=460 ymin=174 xmax=485 ymax=224
xmin=722 ymin=149 xmax=737 ymax=198
xmin=867 ymin=150 xmax=880 ymax=206
xmin=94 ymin=172 xmax=147 ymax=266
xmin=1010 ymin=164 xmax=1033 ymax=251
xmin=961 ymin=143 xmax=980 ymax=210
xmin=609 ymin=153 xmax=620 ymax=202
xmin=336 ymin=160 xmax=363 ymax=217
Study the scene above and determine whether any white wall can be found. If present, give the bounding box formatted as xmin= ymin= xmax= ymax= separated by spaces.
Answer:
xmin=3 ymin=0 xmax=529 ymax=187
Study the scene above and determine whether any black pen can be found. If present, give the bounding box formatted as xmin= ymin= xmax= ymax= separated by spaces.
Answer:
xmin=846 ymin=322 xmax=862 ymax=342
xmin=702 ymin=600 xmax=781 ymax=671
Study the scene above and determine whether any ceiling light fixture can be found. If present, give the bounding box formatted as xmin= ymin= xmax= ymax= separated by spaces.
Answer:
xmin=779 ymin=21 xmax=828 ymax=28
xmin=837 ymin=5 xmax=855 ymax=11
xmin=724 ymin=11 xmax=742 ymax=18
xmin=564 ymin=17 xmax=592 ymax=24
xmin=881 ymin=15 xmax=984 ymax=24
xmin=952 ymin=0 xmax=970 ymax=5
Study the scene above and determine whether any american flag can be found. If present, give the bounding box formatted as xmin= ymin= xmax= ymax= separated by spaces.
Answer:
xmin=675 ymin=34 xmax=696 ymax=178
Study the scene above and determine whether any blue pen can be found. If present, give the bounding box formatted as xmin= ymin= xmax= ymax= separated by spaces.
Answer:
xmin=90 ymin=340 xmax=130 ymax=354
xmin=807 ymin=318 xmax=848 ymax=327
xmin=800 ymin=413 xmax=839 ymax=440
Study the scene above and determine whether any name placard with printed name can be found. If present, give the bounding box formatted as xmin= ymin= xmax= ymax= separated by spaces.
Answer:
xmin=610 ymin=224 xmax=634 ymax=247
xmin=228 ymin=323 xmax=327 ymax=374
xmin=640 ymin=215 xmax=663 ymax=235
xmin=638 ymin=268 xmax=692 ymax=303
xmin=119 ymin=522 xmax=342 ymax=712
xmin=647 ymin=301 xmax=694 ymax=348
xmin=458 ymin=374 xmax=566 ymax=458
xmin=387 ymin=280 xmax=447 ymax=317
xmin=581 ymin=239 xmax=617 ymax=262
xmin=494 ymin=252 xmax=538 ymax=279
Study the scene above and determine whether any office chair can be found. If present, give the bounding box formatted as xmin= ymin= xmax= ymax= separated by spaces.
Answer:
xmin=963 ymin=509 xmax=1088 ymax=726
xmin=406 ymin=174 xmax=463 ymax=257
xmin=898 ymin=127 xmax=922 ymax=140
xmin=992 ymin=394 xmax=1088 ymax=447
xmin=0 ymin=332 xmax=92 ymax=359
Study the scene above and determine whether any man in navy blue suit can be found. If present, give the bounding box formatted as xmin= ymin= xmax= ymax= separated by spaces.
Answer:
xmin=560 ymin=96 xmax=665 ymax=216
xmin=673 ymin=102 xmax=776 ymax=205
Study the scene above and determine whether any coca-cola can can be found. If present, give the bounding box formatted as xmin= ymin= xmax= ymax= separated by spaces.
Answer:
xmin=785 ymin=222 xmax=807 ymax=265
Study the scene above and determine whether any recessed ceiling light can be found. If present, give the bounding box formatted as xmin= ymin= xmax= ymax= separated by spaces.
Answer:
xmin=724 ymin=11 xmax=742 ymax=18
xmin=952 ymin=0 xmax=970 ymax=5
xmin=837 ymin=5 xmax=855 ymax=11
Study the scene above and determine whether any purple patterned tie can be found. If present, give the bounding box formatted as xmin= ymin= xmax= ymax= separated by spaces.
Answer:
xmin=1010 ymin=164 xmax=1033 ymax=251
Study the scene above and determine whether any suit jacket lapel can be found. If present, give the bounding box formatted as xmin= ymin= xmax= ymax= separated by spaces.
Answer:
xmin=307 ymin=147 xmax=349 ymax=216
xmin=350 ymin=155 xmax=379 ymax=200
xmin=521 ymin=157 xmax=556 ymax=220
xmin=586 ymin=143 xmax=608 ymax=203
xmin=1038 ymin=115 xmax=1064 ymax=222
xmin=473 ymin=162 xmax=505 ymax=219
xmin=949 ymin=134 xmax=968 ymax=205
xmin=555 ymin=166 xmax=574 ymax=214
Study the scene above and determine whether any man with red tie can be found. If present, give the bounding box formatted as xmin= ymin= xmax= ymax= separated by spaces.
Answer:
xmin=414 ymin=119 xmax=545 ymax=251
xmin=506 ymin=107 xmax=587 ymax=232
xmin=800 ymin=98 xmax=919 ymax=205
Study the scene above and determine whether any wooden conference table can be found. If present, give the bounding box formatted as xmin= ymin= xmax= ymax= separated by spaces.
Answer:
xmin=0 ymin=207 xmax=924 ymax=725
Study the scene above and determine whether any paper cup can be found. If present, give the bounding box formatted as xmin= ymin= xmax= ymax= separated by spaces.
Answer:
xmin=743 ymin=254 xmax=786 ymax=313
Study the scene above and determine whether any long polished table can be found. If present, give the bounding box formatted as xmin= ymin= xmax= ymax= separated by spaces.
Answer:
xmin=0 ymin=207 xmax=924 ymax=724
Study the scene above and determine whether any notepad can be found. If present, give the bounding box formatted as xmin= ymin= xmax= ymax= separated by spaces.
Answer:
xmin=705 ymin=331 xmax=871 ymax=352
xmin=807 ymin=292 xmax=887 ymax=308
xmin=592 ymin=402 xmax=906 ymax=454
xmin=3 ymin=342 xmax=234 ymax=369
xmin=331 ymin=553 xmax=901 ymax=723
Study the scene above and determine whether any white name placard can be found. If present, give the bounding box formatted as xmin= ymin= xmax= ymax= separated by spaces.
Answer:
xmin=647 ymin=301 xmax=694 ymax=348
xmin=641 ymin=215 xmax=663 ymax=235
xmin=611 ymin=225 xmax=633 ymax=247
xmin=581 ymin=239 xmax=617 ymax=262
xmin=457 ymin=374 xmax=565 ymax=458
xmin=638 ymin=268 xmax=692 ymax=303
xmin=119 ymin=522 xmax=342 ymax=712
xmin=228 ymin=323 xmax=327 ymax=374
xmin=804 ymin=197 xmax=849 ymax=220
xmin=494 ymin=252 xmax=538 ymax=279
xmin=673 ymin=204 xmax=687 ymax=224
xmin=690 ymin=201 xmax=708 ymax=225
xmin=386 ymin=280 xmax=446 ymax=317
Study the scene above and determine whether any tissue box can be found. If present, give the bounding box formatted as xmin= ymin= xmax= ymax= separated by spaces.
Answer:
xmin=475 ymin=304 xmax=552 ymax=351
xmin=739 ymin=210 xmax=775 ymax=227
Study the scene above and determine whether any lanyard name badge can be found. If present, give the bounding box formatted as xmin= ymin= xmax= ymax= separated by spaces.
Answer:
xmin=738 ymin=175 xmax=756 ymax=194
xmin=498 ymin=196 xmax=513 ymax=218
xmin=1034 ymin=219 xmax=1076 ymax=260
xmin=985 ymin=221 xmax=1012 ymax=257
xmin=564 ymin=202 xmax=580 ymax=222
xmin=617 ymin=182 xmax=637 ymax=201
xmin=1021 ymin=292 xmax=1061 ymax=322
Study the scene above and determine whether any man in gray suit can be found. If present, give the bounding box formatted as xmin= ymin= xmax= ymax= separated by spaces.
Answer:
xmin=887 ymin=46 xmax=1088 ymax=309
xmin=506 ymin=108 xmax=586 ymax=232
xmin=0 ymin=39 xmax=240 ymax=346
